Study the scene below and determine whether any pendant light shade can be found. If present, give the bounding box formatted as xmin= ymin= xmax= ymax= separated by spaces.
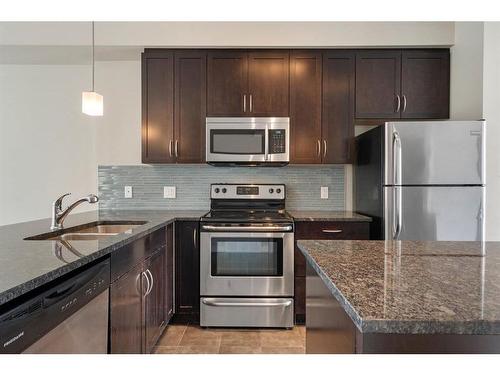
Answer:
xmin=82 ymin=91 xmax=103 ymax=116
xmin=82 ymin=21 xmax=103 ymax=116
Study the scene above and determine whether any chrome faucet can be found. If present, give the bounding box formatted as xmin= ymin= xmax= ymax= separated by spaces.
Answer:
xmin=50 ymin=193 xmax=99 ymax=230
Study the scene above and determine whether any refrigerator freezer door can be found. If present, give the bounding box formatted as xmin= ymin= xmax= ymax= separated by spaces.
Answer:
xmin=384 ymin=121 xmax=485 ymax=185
xmin=384 ymin=186 xmax=484 ymax=241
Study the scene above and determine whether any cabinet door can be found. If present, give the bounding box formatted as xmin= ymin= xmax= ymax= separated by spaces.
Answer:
xmin=207 ymin=51 xmax=247 ymax=116
xmin=165 ymin=224 xmax=174 ymax=324
xmin=174 ymin=51 xmax=207 ymax=163
xmin=142 ymin=52 xmax=175 ymax=163
xmin=110 ymin=264 xmax=144 ymax=354
xmin=247 ymin=51 xmax=290 ymax=116
xmin=355 ymin=50 xmax=402 ymax=119
xmin=144 ymin=249 xmax=166 ymax=353
xmin=289 ymin=51 xmax=322 ymax=164
xmin=175 ymin=221 xmax=200 ymax=322
xmin=401 ymin=49 xmax=450 ymax=119
xmin=322 ymin=51 xmax=355 ymax=163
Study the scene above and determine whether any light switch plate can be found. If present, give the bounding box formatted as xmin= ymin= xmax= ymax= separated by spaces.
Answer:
xmin=321 ymin=186 xmax=329 ymax=199
xmin=164 ymin=186 xmax=176 ymax=199
xmin=124 ymin=186 xmax=133 ymax=198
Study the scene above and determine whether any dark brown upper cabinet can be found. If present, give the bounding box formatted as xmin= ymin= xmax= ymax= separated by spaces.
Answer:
xmin=207 ymin=50 xmax=289 ymax=117
xmin=142 ymin=51 xmax=175 ymax=163
xmin=207 ymin=51 xmax=248 ymax=116
xmin=322 ymin=51 xmax=355 ymax=164
xmin=142 ymin=50 xmax=206 ymax=164
xmin=247 ymin=51 xmax=289 ymax=116
xmin=355 ymin=50 xmax=402 ymax=119
xmin=401 ymin=49 xmax=450 ymax=119
xmin=355 ymin=49 xmax=450 ymax=120
xmin=174 ymin=51 xmax=207 ymax=163
xmin=289 ymin=51 xmax=322 ymax=164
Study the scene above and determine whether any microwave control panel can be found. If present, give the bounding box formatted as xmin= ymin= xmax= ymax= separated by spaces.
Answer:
xmin=269 ymin=129 xmax=286 ymax=154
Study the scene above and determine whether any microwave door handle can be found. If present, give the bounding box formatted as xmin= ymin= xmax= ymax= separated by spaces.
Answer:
xmin=264 ymin=124 xmax=269 ymax=161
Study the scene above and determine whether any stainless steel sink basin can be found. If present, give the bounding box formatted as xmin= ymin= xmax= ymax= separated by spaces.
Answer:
xmin=25 ymin=221 xmax=148 ymax=241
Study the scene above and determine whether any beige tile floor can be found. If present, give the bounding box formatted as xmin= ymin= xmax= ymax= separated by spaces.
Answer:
xmin=154 ymin=324 xmax=306 ymax=354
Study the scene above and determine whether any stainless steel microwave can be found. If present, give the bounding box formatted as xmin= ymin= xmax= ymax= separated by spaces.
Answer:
xmin=206 ymin=117 xmax=290 ymax=166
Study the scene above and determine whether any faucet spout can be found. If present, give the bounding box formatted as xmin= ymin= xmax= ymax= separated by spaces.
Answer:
xmin=50 ymin=194 xmax=99 ymax=230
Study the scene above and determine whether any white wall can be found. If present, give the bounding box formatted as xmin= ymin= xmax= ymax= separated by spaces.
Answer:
xmin=0 ymin=22 xmax=455 ymax=48
xmin=0 ymin=65 xmax=98 ymax=225
xmin=483 ymin=22 xmax=500 ymax=241
xmin=94 ymin=61 xmax=141 ymax=165
xmin=450 ymin=22 xmax=484 ymax=120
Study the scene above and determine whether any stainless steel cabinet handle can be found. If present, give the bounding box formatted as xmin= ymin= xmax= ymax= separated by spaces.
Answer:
xmin=141 ymin=271 xmax=151 ymax=297
xmin=145 ymin=269 xmax=154 ymax=296
xmin=396 ymin=94 xmax=401 ymax=113
xmin=175 ymin=140 xmax=179 ymax=158
xmin=243 ymin=94 xmax=246 ymax=112
xmin=316 ymin=140 xmax=321 ymax=157
xmin=201 ymin=224 xmax=293 ymax=232
xmin=249 ymin=94 xmax=253 ymax=112
xmin=402 ymin=94 xmax=407 ymax=112
xmin=169 ymin=140 xmax=173 ymax=158
xmin=193 ymin=227 xmax=197 ymax=247
xmin=323 ymin=140 xmax=327 ymax=158
xmin=201 ymin=299 xmax=292 ymax=307
xmin=322 ymin=229 xmax=343 ymax=233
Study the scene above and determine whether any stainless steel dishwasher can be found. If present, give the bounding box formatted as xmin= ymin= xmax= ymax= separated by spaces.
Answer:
xmin=0 ymin=259 xmax=110 ymax=354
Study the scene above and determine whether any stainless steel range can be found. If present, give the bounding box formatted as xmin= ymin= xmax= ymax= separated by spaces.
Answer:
xmin=200 ymin=183 xmax=294 ymax=328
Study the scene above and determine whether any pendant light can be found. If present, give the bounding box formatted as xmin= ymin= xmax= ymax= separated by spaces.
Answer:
xmin=82 ymin=21 xmax=103 ymax=116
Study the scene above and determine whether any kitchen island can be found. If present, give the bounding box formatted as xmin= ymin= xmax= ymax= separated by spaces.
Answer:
xmin=297 ymin=240 xmax=500 ymax=353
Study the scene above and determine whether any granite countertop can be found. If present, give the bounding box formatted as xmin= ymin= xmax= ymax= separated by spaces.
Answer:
xmin=297 ymin=240 xmax=500 ymax=335
xmin=288 ymin=210 xmax=372 ymax=222
xmin=0 ymin=209 xmax=206 ymax=306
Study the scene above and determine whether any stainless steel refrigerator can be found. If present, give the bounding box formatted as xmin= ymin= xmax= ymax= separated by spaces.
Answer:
xmin=355 ymin=120 xmax=486 ymax=241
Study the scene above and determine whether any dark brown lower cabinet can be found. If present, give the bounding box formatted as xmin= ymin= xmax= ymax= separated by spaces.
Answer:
xmin=110 ymin=227 xmax=171 ymax=354
xmin=110 ymin=263 xmax=144 ymax=354
xmin=174 ymin=221 xmax=200 ymax=323
xmin=294 ymin=221 xmax=370 ymax=324
xmin=144 ymin=249 xmax=166 ymax=354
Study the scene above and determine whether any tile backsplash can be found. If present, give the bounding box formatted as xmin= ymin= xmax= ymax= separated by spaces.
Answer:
xmin=98 ymin=165 xmax=345 ymax=211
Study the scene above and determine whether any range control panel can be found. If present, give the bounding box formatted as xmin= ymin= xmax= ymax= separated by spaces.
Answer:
xmin=269 ymin=129 xmax=286 ymax=154
xmin=211 ymin=184 xmax=285 ymax=200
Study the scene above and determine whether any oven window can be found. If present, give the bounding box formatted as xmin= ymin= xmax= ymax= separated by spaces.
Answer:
xmin=210 ymin=129 xmax=265 ymax=155
xmin=211 ymin=238 xmax=283 ymax=277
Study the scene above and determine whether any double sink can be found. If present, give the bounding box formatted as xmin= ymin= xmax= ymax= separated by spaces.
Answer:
xmin=25 ymin=221 xmax=147 ymax=241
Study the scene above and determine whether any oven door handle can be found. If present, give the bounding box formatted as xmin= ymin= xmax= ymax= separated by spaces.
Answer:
xmin=201 ymin=224 xmax=293 ymax=232
xmin=201 ymin=299 xmax=292 ymax=308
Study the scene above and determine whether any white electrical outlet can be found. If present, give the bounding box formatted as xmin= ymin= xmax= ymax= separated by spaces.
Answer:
xmin=163 ymin=186 xmax=176 ymax=199
xmin=321 ymin=186 xmax=329 ymax=199
xmin=124 ymin=186 xmax=133 ymax=198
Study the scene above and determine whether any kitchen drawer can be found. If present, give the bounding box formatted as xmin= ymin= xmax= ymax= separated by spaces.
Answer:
xmin=110 ymin=236 xmax=147 ymax=282
xmin=295 ymin=221 xmax=369 ymax=240
xmin=148 ymin=226 xmax=167 ymax=254
xmin=111 ymin=227 xmax=168 ymax=281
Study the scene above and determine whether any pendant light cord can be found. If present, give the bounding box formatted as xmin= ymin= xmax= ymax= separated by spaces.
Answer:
xmin=91 ymin=21 xmax=95 ymax=92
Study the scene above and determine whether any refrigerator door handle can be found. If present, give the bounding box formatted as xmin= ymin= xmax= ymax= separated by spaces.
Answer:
xmin=393 ymin=186 xmax=402 ymax=239
xmin=392 ymin=131 xmax=402 ymax=185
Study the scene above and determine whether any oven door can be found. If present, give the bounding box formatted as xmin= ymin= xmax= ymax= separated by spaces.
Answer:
xmin=205 ymin=118 xmax=289 ymax=164
xmin=200 ymin=230 xmax=294 ymax=296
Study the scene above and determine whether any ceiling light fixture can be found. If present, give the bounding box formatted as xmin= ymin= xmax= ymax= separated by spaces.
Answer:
xmin=82 ymin=21 xmax=103 ymax=116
